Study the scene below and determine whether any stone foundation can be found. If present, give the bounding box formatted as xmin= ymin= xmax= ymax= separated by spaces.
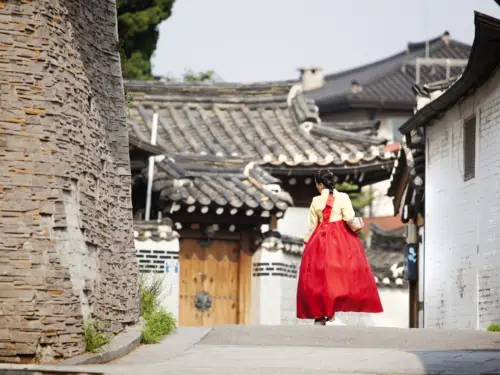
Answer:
xmin=0 ymin=0 xmax=140 ymax=362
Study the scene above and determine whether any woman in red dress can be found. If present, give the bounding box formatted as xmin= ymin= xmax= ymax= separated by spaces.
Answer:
xmin=296 ymin=169 xmax=383 ymax=325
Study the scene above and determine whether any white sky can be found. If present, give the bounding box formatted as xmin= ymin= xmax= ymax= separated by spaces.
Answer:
xmin=152 ymin=0 xmax=500 ymax=83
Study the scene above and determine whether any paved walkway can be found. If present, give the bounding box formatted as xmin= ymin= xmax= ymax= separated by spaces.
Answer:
xmin=2 ymin=325 xmax=500 ymax=374
xmin=107 ymin=325 xmax=500 ymax=374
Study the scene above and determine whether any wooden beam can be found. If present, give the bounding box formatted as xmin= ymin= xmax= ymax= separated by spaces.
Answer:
xmin=408 ymin=242 xmax=420 ymax=328
xmin=238 ymin=231 xmax=252 ymax=325
xmin=270 ymin=215 xmax=278 ymax=230
xmin=172 ymin=212 xmax=266 ymax=227
xmin=180 ymin=229 xmax=241 ymax=241
xmin=394 ymin=165 xmax=409 ymax=214
xmin=416 ymin=213 xmax=425 ymax=227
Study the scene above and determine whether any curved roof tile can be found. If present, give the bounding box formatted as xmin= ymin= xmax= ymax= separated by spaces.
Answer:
xmin=126 ymin=81 xmax=394 ymax=179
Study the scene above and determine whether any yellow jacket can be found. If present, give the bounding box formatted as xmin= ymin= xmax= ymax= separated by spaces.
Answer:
xmin=304 ymin=189 xmax=356 ymax=243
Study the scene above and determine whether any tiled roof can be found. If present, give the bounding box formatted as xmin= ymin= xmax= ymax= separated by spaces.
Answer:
xmin=360 ymin=215 xmax=404 ymax=237
xmin=255 ymin=230 xmax=304 ymax=256
xmin=125 ymin=81 xmax=394 ymax=180
xmin=133 ymin=219 xmax=179 ymax=242
xmin=365 ymin=224 xmax=406 ymax=288
xmin=308 ymin=33 xmax=471 ymax=111
xmin=399 ymin=12 xmax=500 ymax=135
xmin=387 ymin=128 xmax=425 ymax=223
xmin=146 ymin=155 xmax=293 ymax=215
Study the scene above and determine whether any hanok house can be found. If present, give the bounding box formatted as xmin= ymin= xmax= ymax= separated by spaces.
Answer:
xmin=298 ymin=31 xmax=471 ymax=218
xmin=388 ymin=12 xmax=500 ymax=330
xmin=126 ymin=80 xmax=395 ymax=326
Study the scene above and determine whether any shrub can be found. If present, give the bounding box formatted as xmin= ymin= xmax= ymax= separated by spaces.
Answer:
xmin=140 ymin=273 xmax=164 ymax=319
xmin=141 ymin=309 xmax=176 ymax=344
xmin=487 ymin=324 xmax=500 ymax=332
xmin=139 ymin=273 xmax=177 ymax=344
xmin=84 ymin=320 xmax=109 ymax=353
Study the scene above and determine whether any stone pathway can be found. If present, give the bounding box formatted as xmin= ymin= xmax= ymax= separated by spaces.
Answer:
xmin=106 ymin=325 xmax=500 ymax=374
xmin=2 ymin=325 xmax=500 ymax=374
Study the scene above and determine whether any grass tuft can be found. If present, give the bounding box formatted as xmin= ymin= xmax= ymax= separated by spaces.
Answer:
xmin=84 ymin=319 xmax=109 ymax=353
xmin=141 ymin=309 xmax=177 ymax=344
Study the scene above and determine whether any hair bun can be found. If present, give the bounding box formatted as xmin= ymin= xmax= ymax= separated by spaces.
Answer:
xmin=314 ymin=169 xmax=337 ymax=191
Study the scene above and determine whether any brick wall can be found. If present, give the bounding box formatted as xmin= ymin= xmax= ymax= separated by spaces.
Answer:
xmin=424 ymin=68 xmax=500 ymax=329
xmin=0 ymin=0 xmax=140 ymax=362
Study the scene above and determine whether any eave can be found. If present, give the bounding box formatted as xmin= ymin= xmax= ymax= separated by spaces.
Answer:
xmin=399 ymin=12 xmax=500 ymax=135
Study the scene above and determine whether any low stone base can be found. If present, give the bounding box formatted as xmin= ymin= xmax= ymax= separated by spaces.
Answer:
xmin=56 ymin=321 xmax=144 ymax=366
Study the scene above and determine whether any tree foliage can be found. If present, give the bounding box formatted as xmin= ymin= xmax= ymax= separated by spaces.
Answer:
xmin=335 ymin=182 xmax=374 ymax=217
xmin=117 ymin=0 xmax=175 ymax=80
xmin=182 ymin=69 xmax=216 ymax=83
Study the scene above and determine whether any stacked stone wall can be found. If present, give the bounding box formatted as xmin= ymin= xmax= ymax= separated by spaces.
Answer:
xmin=0 ymin=0 xmax=139 ymax=362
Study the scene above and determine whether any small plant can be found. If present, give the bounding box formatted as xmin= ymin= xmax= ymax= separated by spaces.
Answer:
xmin=140 ymin=273 xmax=164 ymax=319
xmin=84 ymin=319 xmax=109 ymax=353
xmin=141 ymin=309 xmax=176 ymax=344
xmin=139 ymin=273 xmax=177 ymax=344
xmin=487 ymin=324 xmax=500 ymax=332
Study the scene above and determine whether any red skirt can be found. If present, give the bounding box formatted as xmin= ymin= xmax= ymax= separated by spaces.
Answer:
xmin=296 ymin=220 xmax=383 ymax=319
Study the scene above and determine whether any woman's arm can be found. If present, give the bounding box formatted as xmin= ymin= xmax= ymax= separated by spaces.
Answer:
xmin=303 ymin=202 xmax=318 ymax=243
xmin=341 ymin=193 xmax=356 ymax=221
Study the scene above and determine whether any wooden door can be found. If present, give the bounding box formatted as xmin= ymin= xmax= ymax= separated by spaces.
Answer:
xmin=179 ymin=238 xmax=241 ymax=326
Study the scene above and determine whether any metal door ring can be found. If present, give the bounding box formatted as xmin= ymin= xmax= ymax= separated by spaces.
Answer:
xmin=194 ymin=291 xmax=212 ymax=312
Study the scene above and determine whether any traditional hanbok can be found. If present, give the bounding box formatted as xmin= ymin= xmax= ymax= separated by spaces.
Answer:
xmin=296 ymin=189 xmax=383 ymax=320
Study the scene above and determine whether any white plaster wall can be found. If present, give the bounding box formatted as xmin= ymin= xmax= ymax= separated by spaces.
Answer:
xmin=280 ymin=253 xmax=307 ymax=325
xmin=251 ymin=248 xmax=284 ymax=325
xmin=336 ymin=288 xmax=408 ymax=328
xmin=424 ymin=68 xmax=500 ymax=329
xmin=278 ymin=207 xmax=308 ymax=238
xmin=135 ymin=238 xmax=180 ymax=322
xmin=363 ymin=180 xmax=395 ymax=217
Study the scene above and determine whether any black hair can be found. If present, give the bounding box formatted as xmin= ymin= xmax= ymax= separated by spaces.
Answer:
xmin=314 ymin=169 xmax=336 ymax=193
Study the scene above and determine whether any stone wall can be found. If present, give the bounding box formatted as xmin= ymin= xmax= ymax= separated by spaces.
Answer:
xmin=424 ymin=67 xmax=500 ymax=329
xmin=0 ymin=0 xmax=140 ymax=362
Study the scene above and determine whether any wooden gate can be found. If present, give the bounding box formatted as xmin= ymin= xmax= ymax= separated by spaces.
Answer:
xmin=179 ymin=235 xmax=251 ymax=326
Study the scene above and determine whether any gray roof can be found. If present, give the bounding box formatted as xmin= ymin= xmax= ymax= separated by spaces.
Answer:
xmin=134 ymin=219 xmax=179 ymax=242
xmin=125 ymin=81 xmax=394 ymax=180
xmin=256 ymin=230 xmax=304 ymax=256
xmin=399 ymin=12 xmax=500 ymax=134
xmin=365 ymin=224 xmax=406 ymax=288
xmin=308 ymin=33 xmax=471 ymax=111
xmin=147 ymin=155 xmax=293 ymax=214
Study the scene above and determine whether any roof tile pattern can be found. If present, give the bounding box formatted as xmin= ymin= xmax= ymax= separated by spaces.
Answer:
xmin=365 ymin=224 xmax=406 ymax=288
xmin=147 ymin=156 xmax=293 ymax=214
xmin=309 ymin=36 xmax=471 ymax=110
xmin=126 ymin=81 xmax=394 ymax=172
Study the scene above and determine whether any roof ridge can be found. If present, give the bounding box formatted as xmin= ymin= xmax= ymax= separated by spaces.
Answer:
xmin=348 ymin=39 xmax=468 ymax=92
xmin=323 ymin=34 xmax=470 ymax=82
xmin=124 ymin=80 xmax=295 ymax=91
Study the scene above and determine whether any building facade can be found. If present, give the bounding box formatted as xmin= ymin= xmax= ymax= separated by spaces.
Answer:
xmin=126 ymin=81 xmax=397 ymax=327
xmin=390 ymin=12 xmax=500 ymax=329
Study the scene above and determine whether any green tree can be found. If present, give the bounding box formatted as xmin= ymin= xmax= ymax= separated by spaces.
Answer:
xmin=117 ymin=0 xmax=175 ymax=80
xmin=183 ymin=69 xmax=216 ymax=83
xmin=336 ymin=182 xmax=374 ymax=217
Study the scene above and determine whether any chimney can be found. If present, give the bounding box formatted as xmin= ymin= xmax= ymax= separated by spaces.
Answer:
xmin=442 ymin=31 xmax=451 ymax=46
xmin=350 ymin=79 xmax=363 ymax=93
xmin=299 ymin=67 xmax=324 ymax=92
